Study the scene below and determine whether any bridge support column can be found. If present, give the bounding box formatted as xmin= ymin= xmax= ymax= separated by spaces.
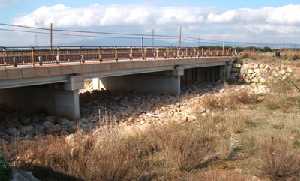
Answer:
xmin=219 ymin=66 xmax=226 ymax=82
xmin=53 ymin=89 xmax=80 ymax=120
xmin=101 ymin=68 xmax=183 ymax=96
xmin=225 ymin=61 xmax=233 ymax=81
xmin=56 ymin=75 xmax=82 ymax=120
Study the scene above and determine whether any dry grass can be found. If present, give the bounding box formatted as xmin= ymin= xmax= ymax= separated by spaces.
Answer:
xmin=152 ymin=121 xmax=222 ymax=172
xmin=202 ymin=89 xmax=260 ymax=111
xmin=3 ymin=117 xmax=234 ymax=180
xmin=189 ymin=170 xmax=256 ymax=181
xmin=6 ymin=130 xmax=157 ymax=181
xmin=263 ymin=76 xmax=300 ymax=112
xmin=259 ymin=137 xmax=300 ymax=181
xmin=263 ymin=94 xmax=300 ymax=112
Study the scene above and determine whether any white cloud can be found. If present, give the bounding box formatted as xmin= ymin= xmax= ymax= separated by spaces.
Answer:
xmin=14 ymin=3 xmax=300 ymax=34
xmin=14 ymin=4 xmax=207 ymax=27
xmin=207 ymin=10 xmax=237 ymax=23
xmin=15 ymin=4 xmax=300 ymax=26
xmin=8 ymin=3 xmax=300 ymax=46
xmin=206 ymin=5 xmax=300 ymax=26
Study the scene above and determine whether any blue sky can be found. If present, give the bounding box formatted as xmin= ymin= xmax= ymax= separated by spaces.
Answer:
xmin=2 ymin=0 xmax=300 ymax=46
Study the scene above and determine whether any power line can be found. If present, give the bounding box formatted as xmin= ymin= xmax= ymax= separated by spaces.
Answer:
xmin=1 ymin=22 xmax=300 ymax=48
xmin=0 ymin=23 xmax=178 ymax=39
xmin=0 ymin=27 xmax=97 ymax=38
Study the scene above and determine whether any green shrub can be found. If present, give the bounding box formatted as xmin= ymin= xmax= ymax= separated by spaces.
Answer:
xmin=0 ymin=153 xmax=11 ymax=181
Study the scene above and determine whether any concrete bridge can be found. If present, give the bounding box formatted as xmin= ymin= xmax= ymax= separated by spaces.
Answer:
xmin=0 ymin=46 xmax=235 ymax=119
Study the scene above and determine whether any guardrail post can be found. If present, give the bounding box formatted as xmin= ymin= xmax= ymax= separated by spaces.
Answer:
xmin=143 ymin=48 xmax=146 ymax=60
xmin=3 ymin=49 xmax=7 ymax=65
xmin=197 ymin=48 xmax=200 ymax=58
xmin=13 ymin=57 xmax=17 ymax=67
xmin=31 ymin=48 xmax=35 ymax=66
xmin=98 ymin=47 xmax=103 ymax=62
xmin=56 ymin=48 xmax=60 ymax=64
xmin=173 ymin=48 xmax=176 ymax=58
xmin=185 ymin=48 xmax=188 ymax=58
xmin=129 ymin=48 xmax=133 ymax=60
xmin=156 ymin=48 xmax=159 ymax=59
xmin=164 ymin=48 xmax=168 ymax=59
xmin=114 ymin=48 xmax=118 ymax=62
xmin=153 ymin=48 xmax=156 ymax=59
xmin=38 ymin=56 xmax=43 ymax=66
xmin=81 ymin=55 xmax=85 ymax=64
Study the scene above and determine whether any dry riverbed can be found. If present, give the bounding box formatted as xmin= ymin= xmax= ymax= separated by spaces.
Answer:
xmin=1 ymin=58 xmax=300 ymax=181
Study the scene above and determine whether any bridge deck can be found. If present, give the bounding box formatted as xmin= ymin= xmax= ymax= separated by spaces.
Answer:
xmin=0 ymin=47 xmax=234 ymax=89
xmin=0 ymin=56 xmax=232 ymax=79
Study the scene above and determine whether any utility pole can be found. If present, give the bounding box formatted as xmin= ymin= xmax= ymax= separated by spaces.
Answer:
xmin=141 ymin=35 xmax=144 ymax=48
xmin=50 ymin=23 xmax=53 ymax=50
xmin=178 ymin=25 xmax=182 ymax=48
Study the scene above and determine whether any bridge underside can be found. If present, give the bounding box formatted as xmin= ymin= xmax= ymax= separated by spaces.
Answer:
xmin=0 ymin=66 xmax=229 ymax=120
xmin=0 ymin=56 xmax=233 ymax=120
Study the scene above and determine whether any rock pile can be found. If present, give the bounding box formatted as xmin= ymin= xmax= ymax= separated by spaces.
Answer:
xmin=231 ymin=62 xmax=293 ymax=94
xmin=240 ymin=63 xmax=293 ymax=84
xmin=0 ymin=112 xmax=76 ymax=142
xmin=0 ymin=83 xmax=223 ymax=142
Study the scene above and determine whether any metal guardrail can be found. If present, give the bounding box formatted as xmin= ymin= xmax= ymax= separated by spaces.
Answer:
xmin=0 ymin=46 xmax=234 ymax=67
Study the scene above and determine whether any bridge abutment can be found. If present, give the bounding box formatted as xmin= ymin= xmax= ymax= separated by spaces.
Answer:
xmin=0 ymin=76 xmax=82 ymax=120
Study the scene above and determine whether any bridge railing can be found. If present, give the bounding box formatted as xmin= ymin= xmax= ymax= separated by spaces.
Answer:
xmin=0 ymin=46 xmax=234 ymax=67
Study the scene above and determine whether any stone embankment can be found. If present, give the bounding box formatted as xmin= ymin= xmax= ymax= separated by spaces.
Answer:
xmin=231 ymin=60 xmax=293 ymax=94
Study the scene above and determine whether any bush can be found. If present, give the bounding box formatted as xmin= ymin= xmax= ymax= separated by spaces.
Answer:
xmin=0 ymin=153 xmax=11 ymax=181
xmin=10 ymin=131 xmax=155 ymax=181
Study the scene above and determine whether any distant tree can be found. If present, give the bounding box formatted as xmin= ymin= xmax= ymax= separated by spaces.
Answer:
xmin=262 ymin=46 xmax=273 ymax=52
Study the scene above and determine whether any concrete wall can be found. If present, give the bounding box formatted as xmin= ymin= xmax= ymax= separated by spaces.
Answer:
xmin=101 ymin=70 xmax=181 ymax=95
